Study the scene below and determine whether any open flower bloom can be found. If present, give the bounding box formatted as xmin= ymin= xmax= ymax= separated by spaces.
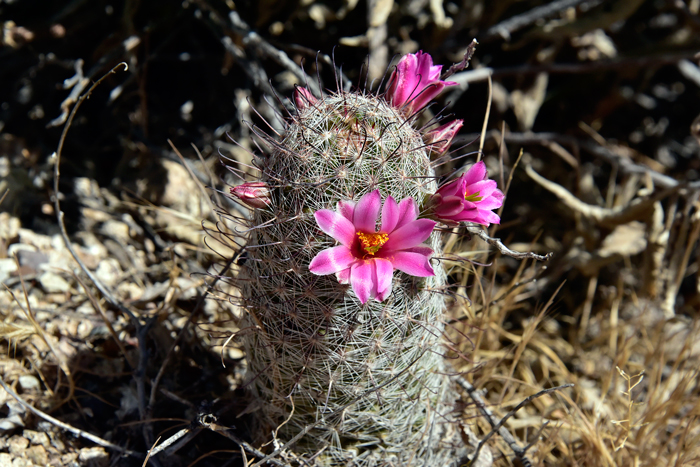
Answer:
xmin=230 ymin=181 xmax=271 ymax=209
xmin=309 ymin=190 xmax=436 ymax=304
xmin=385 ymin=51 xmax=457 ymax=115
xmin=425 ymin=119 xmax=463 ymax=155
xmin=429 ymin=161 xmax=504 ymax=226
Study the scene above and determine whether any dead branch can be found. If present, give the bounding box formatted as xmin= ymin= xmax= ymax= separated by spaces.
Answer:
xmin=525 ymin=164 xmax=684 ymax=228
xmin=483 ymin=0 xmax=596 ymax=41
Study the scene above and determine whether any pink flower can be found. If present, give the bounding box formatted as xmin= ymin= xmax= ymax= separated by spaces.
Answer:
xmin=309 ymin=190 xmax=436 ymax=304
xmin=425 ymin=119 xmax=463 ymax=155
xmin=293 ymin=86 xmax=317 ymax=109
xmin=429 ymin=161 xmax=504 ymax=226
xmin=385 ymin=51 xmax=457 ymax=115
xmin=230 ymin=181 xmax=271 ymax=209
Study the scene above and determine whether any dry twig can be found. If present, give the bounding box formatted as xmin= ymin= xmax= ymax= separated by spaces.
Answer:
xmin=457 ymin=377 xmax=573 ymax=466
xmin=0 ymin=378 xmax=141 ymax=458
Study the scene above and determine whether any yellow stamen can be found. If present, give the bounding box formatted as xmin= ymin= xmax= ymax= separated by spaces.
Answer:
xmin=357 ymin=231 xmax=389 ymax=255
xmin=464 ymin=191 xmax=483 ymax=202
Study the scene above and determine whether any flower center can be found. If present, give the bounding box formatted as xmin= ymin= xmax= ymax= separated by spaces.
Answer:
xmin=357 ymin=231 xmax=389 ymax=255
xmin=464 ymin=191 xmax=483 ymax=202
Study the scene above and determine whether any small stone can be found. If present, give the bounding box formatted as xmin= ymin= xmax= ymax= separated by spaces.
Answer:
xmin=7 ymin=435 xmax=29 ymax=456
xmin=11 ymin=458 xmax=29 ymax=467
xmin=94 ymin=258 xmax=122 ymax=288
xmin=0 ymin=213 xmax=20 ymax=240
xmin=22 ymin=430 xmax=49 ymax=447
xmin=26 ymin=445 xmax=48 ymax=466
xmin=0 ymin=258 xmax=17 ymax=283
xmin=99 ymin=220 xmax=130 ymax=244
xmin=18 ymin=375 xmax=40 ymax=391
xmin=60 ymin=453 xmax=79 ymax=466
xmin=0 ymin=453 xmax=11 ymax=467
xmin=38 ymin=272 xmax=71 ymax=293
xmin=78 ymin=447 xmax=108 ymax=467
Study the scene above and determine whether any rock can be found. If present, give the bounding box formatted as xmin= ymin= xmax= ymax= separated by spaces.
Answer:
xmin=38 ymin=272 xmax=71 ymax=294
xmin=0 ymin=453 xmax=11 ymax=467
xmin=22 ymin=430 xmax=49 ymax=448
xmin=94 ymin=258 xmax=122 ymax=288
xmin=99 ymin=220 xmax=130 ymax=244
xmin=26 ymin=445 xmax=48 ymax=466
xmin=18 ymin=375 xmax=40 ymax=391
xmin=0 ymin=258 xmax=17 ymax=284
xmin=78 ymin=447 xmax=108 ymax=467
xmin=0 ymin=213 xmax=20 ymax=241
xmin=7 ymin=435 xmax=29 ymax=456
xmin=0 ymin=401 xmax=26 ymax=433
xmin=15 ymin=250 xmax=48 ymax=274
xmin=11 ymin=458 xmax=29 ymax=467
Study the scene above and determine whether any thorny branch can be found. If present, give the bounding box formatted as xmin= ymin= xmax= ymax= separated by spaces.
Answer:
xmin=466 ymin=225 xmax=553 ymax=261
xmin=441 ymin=39 xmax=478 ymax=80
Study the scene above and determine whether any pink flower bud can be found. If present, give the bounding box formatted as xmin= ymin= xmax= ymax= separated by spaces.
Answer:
xmin=294 ymin=87 xmax=317 ymax=109
xmin=428 ymin=161 xmax=504 ymax=226
xmin=385 ymin=51 xmax=457 ymax=115
xmin=425 ymin=119 xmax=463 ymax=154
xmin=230 ymin=182 xmax=271 ymax=209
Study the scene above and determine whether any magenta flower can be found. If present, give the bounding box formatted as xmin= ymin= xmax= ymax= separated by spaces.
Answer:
xmin=293 ymin=86 xmax=317 ymax=109
xmin=429 ymin=161 xmax=504 ymax=226
xmin=309 ymin=190 xmax=436 ymax=304
xmin=425 ymin=119 xmax=463 ymax=155
xmin=230 ymin=181 xmax=271 ymax=209
xmin=385 ymin=51 xmax=457 ymax=115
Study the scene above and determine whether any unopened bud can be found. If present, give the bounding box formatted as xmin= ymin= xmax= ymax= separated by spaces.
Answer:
xmin=230 ymin=182 xmax=271 ymax=209
xmin=425 ymin=119 xmax=463 ymax=154
xmin=294 ymin=87 xmax=317 ymax=109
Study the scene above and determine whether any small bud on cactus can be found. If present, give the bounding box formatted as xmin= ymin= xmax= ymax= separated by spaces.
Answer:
xmin=426 ymin=119 xmax=464 ymax=155
xmin=386 ymin=50 xmax=458 ymax=115
xmin=218 ymin=50 xmax=499 ymax=466
xmin=293 ymin=86 xmax=317 ymax=109
xmin=230 ymin=181 xmax=271 ymax=209
xmin=428 ymin=161 xmax=505 ymax=226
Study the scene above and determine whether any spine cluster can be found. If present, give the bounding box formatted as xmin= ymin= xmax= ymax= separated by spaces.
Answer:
xmin=221 ymin=52 xmax=503 ymax=466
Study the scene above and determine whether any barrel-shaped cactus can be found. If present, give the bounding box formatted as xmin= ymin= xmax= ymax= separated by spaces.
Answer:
xmin=223 ymin=51 xmax=503 ymax=466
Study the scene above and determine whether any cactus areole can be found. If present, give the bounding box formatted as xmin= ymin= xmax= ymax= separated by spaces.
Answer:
xmin=223 ymin=52 xmax=504 ymax=466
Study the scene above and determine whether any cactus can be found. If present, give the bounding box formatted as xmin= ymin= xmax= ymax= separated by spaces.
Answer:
xmin=221 ymin=52 xmax=503 ymax=466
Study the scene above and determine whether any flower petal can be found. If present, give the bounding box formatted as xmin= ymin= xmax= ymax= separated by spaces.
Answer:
xmin=395 ymin=197 xmax=418 ymax=229
xmin=374 ymin=258 xmax=394 ymax=302
xmin=309 ymin=246 xmax=356 ymax=275
xmin=353 ymin=190 xmax=382 ymax=233
xmin=403 ymin=245 xmax=434 ymax=257
xmin=409 ymin=82 xmax=445 ymax=114
xmin=350 ymin=261 xmax=374 ymax=304
xmin=468 ymin=179 xmax=499 ymax=199
xmin=337 ymin=267 xmax=351 ymax=284
xmin=436 ymin=177 xmax=464 ymax=199
xmin=314 ymin=209 xmax=357 ymax=246
xmin=464 ymin=161 xmax=487 ymax=186
xmin=389 ymin=251 xmax=435 ymax=277
xmin=337 ymin=200 xmax=356 ymax=222
xmin=433 ymin=196 xmax=467 ymax=217
xmin=382 ymin=218 xmax=437 ymax=251
xmin=381 ymin=196 xmax=399 ymax=233
xmin=475 ymin=209 xmax=501 ymax=226
xmin=476 ymin=191 xmax=504 ymax=210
